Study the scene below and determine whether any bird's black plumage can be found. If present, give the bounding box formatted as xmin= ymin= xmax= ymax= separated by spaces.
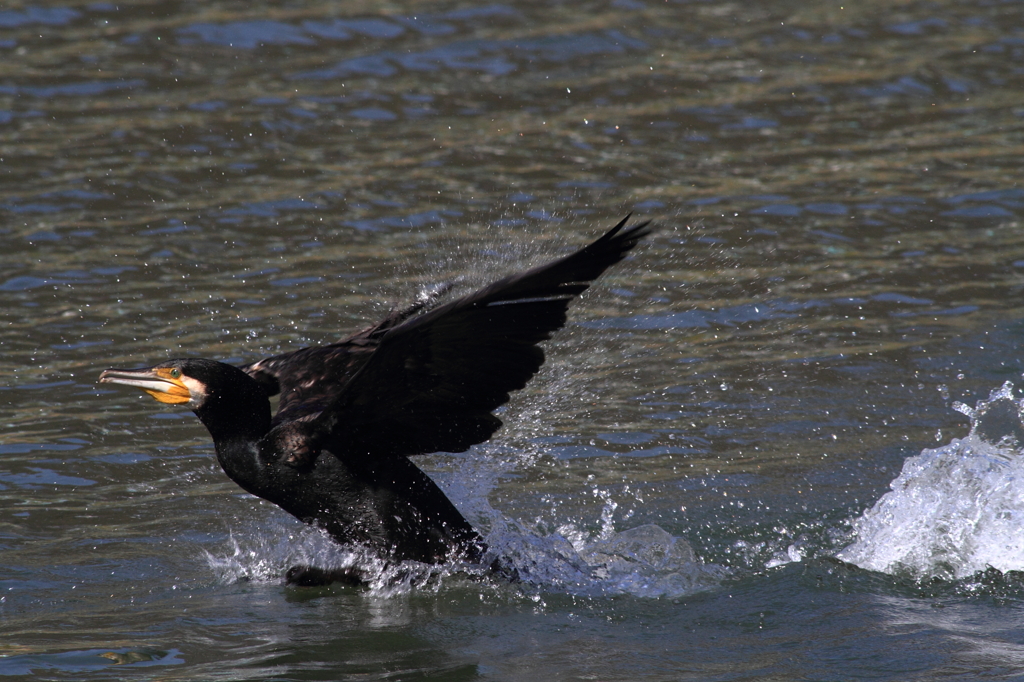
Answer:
xmin=99 ymin=216 xmax=652 ymax=567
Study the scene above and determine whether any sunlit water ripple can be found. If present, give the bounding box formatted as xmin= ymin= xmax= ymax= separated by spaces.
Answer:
xmin=3 ymin=0 xmax=1024 ymax=679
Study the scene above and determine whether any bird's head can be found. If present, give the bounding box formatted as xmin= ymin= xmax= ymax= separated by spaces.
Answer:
xmin=100 ymin=358 xmax=272 ymax=443
xmin=99 ymin=358 xmax=217 ymax=407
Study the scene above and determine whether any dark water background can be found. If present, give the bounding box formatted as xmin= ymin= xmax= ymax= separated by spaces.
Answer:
xmin=3 ymin=0 xmax=1024 ymax=679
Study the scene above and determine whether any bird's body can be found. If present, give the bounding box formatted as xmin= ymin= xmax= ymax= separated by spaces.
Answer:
xmin=100 ymin=217 xmax=652 ymax=570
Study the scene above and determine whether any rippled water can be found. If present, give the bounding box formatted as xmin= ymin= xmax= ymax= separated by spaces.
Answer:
xmin=3 ymin=0 xmax=1024 ymax=679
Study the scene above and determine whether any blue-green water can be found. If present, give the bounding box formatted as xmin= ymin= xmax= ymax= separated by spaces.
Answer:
xmin=3 ymin=1 xmax=1024 ymax=679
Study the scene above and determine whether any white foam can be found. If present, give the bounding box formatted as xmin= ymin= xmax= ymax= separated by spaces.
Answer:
xmin=838 ymin=381 xmax=1024 ymax=579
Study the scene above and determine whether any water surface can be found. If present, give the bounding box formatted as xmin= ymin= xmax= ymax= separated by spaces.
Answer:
xmin=3 ymin=0 xmax=1024 ymax=679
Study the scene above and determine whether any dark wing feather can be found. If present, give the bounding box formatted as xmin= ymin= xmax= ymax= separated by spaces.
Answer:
xmin=312 ymin=216 xmax=653 ymax=458
xmin=240 ymin=284 xmax=451 ymax=426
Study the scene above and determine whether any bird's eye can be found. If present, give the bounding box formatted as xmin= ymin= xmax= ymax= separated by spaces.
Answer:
xmin=169 ymin=368 xmax=182 ymax=379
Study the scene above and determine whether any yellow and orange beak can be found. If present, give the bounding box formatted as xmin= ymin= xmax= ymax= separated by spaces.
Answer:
xmin=99 ymin=366 xmax=193 ymax=405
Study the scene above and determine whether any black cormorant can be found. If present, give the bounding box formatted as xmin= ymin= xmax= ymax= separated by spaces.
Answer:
xmin=99 ymin=216 xmax=652 ymax=573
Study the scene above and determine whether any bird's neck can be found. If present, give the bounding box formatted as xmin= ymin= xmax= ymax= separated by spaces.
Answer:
xmin=196 ymin=391 xmax=275 ymax=495
xmin=193 ymin=389 xmax=273 ymax=453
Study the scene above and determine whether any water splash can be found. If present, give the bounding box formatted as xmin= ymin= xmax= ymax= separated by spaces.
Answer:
xmin=204 ymin=524 xmax=489 ymax=594
xmin=205 ymin=512 xmax=724 ymax=599
xmin=838 ymin=381 xmax=1024 ymax=580
xmin=482 ymin=519 xmax=726 ymax=599
xmin=203 ymin=524 xmax=386 ymax=584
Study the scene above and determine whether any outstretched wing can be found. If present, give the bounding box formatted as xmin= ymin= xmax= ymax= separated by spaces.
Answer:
xmin=311 ymin=215 xmax=653 ymax=458
xmin=240 ymin=285 xmax=451 ymax=426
